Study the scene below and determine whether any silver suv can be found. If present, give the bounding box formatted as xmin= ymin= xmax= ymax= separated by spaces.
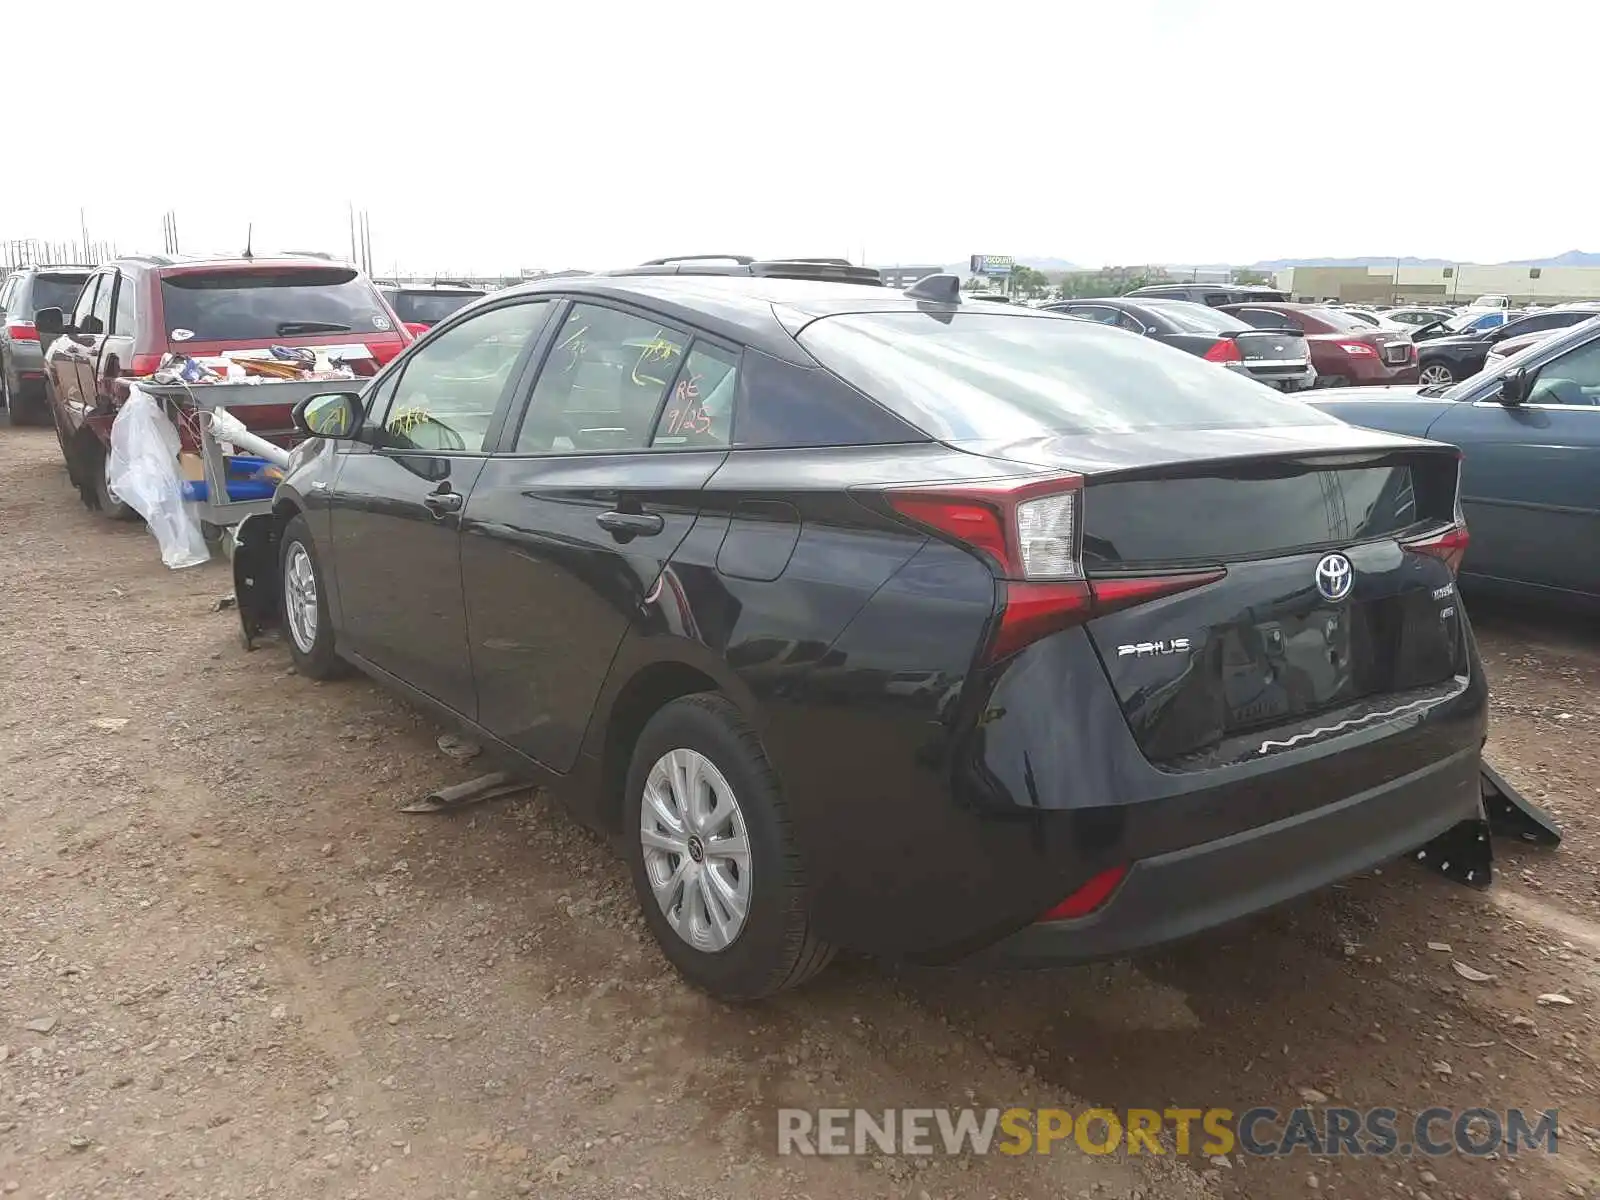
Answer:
xmin=0 ymin=265 xmax=93 ymax=425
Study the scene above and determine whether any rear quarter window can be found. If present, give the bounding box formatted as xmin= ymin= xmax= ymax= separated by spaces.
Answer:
xmin=734 ymin=349 xmax=925 ymax=449
xmin=797 ymin=311 xmax=1341 ymax=441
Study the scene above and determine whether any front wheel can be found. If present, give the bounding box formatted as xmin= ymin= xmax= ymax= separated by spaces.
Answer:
xmin=279 ymin=513 xmax=350 ymax=680
xmin=1419 ymin=362 xmax=1455 ymax=386
xmin=625 ymin=693 xmax=834 ymax=1000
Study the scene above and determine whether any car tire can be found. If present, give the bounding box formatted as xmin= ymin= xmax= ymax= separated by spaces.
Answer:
xmin=1419 ymin=362 xmax=1455 ymax=386
xmin=92 ymin=448 xmax=140 ymax=521
xmin=624 ymin=693 xmax=835 ymax=1000
xmin=279 ymin=513 xmax=350 ymax=680
xmin=3 ymin=369 xmax=44 ymax=426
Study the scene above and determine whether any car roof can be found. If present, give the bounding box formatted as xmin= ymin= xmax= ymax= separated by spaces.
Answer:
xmin=112 ymin=253 xmax=362 ymax=276
xmin=495 ymin=273 xmax=1064 ymax=361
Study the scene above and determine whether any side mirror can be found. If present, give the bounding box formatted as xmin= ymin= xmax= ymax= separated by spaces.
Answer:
xmin=34 ymin=307 xmax=66 ymax=337
xmin=1499 ymin=367 xmax=1530 ymax=407
xmin=293 ymin=391 xmax=364 ymax=440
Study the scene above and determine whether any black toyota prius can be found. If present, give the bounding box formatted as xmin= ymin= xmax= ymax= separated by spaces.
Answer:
xmin=233 ymin=259 xmax=1488 ymax=999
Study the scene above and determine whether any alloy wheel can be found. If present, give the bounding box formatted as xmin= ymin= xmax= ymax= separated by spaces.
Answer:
xmin=284 ymin=542 xmax=319 ymax=654
xmin=639 ymin=748 xmax=753 ymax=953
xmin=1419 ymin=364 xmax=1454 ymax=386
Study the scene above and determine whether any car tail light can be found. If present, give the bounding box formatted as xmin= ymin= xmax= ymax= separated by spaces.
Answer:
xmin=885 ymin=477 xmax=1226 ymax=662
xmin=1202 ymin=338 xmax=1243 ymax=363
xmin=5 ymin=321 xmax=38 ymax=342
xmin=1404 ymin=524 xmax=1470 ymax=574
xmin=1037 ymin=864 xmax=1128 ymax=921
xmin=128 ymin=353 xmax=165 ymax=376
xmin=1338 ymin=342 xmax=1377 ymax=356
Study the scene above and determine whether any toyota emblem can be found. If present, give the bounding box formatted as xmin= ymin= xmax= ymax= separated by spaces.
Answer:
xmin=1315 ymin=553 xmax=1354 ymax=603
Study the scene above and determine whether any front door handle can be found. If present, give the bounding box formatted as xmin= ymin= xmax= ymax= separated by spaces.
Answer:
xmin=423 ymin=489 xmax=463 ymax=517
xmin=596 ymin=509 xmax=664 ymax=538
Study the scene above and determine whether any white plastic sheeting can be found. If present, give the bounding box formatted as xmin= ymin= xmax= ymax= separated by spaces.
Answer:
xmin=106 ymin=384 xmax=210 ymax=569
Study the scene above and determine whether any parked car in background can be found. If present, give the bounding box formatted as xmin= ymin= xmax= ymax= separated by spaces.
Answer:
xmin=38 ymin=254 xmax=410 ymax=516
xmin=1220 ymin=301 xmax=1418 ymax=387
xmin=1339 ymin=309 xmax=1410 ymax=331
xmin=1413 ymin=304 xmax=1600 ymax=386
xmin=1124 ymin=282 xmax=1289 ymax=306
xmin=0 ymin=265 xmax=93 ymax=425
xmin=1384 ymin=306 xmax=1456 ymax=330
xmin=1308 ymin=316 xmax=1600 ymax=610
xmin=232 ymin=264 xmax=1485 ymax=999
xmin=377 ymin=281 xmax=486 ymax=337
xmin=1046 ymin=296 xmax=1315 ymax=390
xmin=1484 ymin=326 xmax=1561 ymax=371
xmin=1414 ymin=309 xmax=1514 ymax=342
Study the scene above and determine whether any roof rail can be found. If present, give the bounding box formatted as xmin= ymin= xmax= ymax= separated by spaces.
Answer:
xmin=641 ymin=254 xmax=755 ymax=266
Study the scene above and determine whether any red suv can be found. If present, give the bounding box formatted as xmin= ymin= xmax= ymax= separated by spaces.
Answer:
xmin=38 ymin=254 xmax=409 ymax=513
xmin=1221 ymin=301 xmax=1418 ymax=388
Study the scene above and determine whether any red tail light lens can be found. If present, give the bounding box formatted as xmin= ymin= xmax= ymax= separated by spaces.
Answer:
xmin=886 ymin=477 xmax=1225 ymax=662
xmin=1338 ymin=342 xmax=1377 ymax=356
xmin=128 ymin=353 xmax=165 ymax=376
xmin=5 ymin=321 xmax=39 ymax=342
xmin=990 ymin=571 xmax=1225 ymax=662
xmin=1202 ymin=338 xmax=1242 ymax=363
xmin=1403 ymin=524 xmax=1470 ymax=574
xmin=1037 ymin=864 xmax=1128 ymax=922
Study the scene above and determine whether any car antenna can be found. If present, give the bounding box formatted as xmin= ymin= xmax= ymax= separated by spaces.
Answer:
xmin=242 ymin=223 xmax=254 ymax=261
xmin=904 ymin=273 xmax=961 ymax=303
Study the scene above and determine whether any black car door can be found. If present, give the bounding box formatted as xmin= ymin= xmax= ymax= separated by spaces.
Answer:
xmin=461 ymin=298 xmax=735 ymax=772
xmin=326 ymin=298 xmax=559 ymax=717
xmin=1428 ymin=333 xmax=1600 ymax=599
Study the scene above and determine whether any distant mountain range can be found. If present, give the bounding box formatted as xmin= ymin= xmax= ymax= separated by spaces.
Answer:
xmin=1251 ymin=250 xmax=1600 ymax=270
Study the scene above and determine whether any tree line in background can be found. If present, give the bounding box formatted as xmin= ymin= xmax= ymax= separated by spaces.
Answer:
xmin=962 ymin=265 xmax=1275 ymax=301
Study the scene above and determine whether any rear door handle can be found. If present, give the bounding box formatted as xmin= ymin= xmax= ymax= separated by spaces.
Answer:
xmin=596 ymin=509 xmax=664 ymax=538
xmin=423 ymin=489 xmax=463 ymax=517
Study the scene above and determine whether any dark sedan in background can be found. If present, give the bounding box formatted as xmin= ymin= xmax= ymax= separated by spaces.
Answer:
xmin=1046 ymin=296 xmax=1315 ymax=390
xmin=1413 ymin=304 xmax=1600 ymax=386
xmin=1309 ymin=316 xmax=1600 ymax=610
xmin=1221 ymin=301 xmax=1419 ymax=388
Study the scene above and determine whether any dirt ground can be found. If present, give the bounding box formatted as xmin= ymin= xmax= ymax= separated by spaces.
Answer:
xmin=1 ymin=421 xmax=1596 ymax=1200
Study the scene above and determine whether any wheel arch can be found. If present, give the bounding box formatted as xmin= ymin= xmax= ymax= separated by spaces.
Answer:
xmin=587 ymin=637 xmax=765 ymax=835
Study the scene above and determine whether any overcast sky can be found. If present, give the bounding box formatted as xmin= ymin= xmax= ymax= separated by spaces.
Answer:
xmin=2 ymin=1 xmax=1587 ymax=273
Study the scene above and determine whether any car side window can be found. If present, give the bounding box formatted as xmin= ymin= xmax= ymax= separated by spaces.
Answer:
xmin=1525 ymin=338 xmax=1600 ymax=407
xmin=651 ymin=342 xmax=737 ymax=449
xmin=516 ymin=303 xmax=688 ymax=454
xmin=1069 ymin=305 xmax=1121 ymax=326
xmin=0 ymin=277 xmax=14 ymax=312
xmin=71 ymin=276 xmax=101 ymax=329
xmin=1116 ymin=310 xmax=1148 ymax=334
xmin=89 ymin=273 xmax=116 ymax=333
xmin=112 ymin=274 xmax=137 ymax=335
xmin=378 ymin=300 xmax=553 ymax=453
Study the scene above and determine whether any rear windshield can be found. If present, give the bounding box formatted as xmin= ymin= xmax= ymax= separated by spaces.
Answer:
xmin=30 ymin=274 xmax=91 ymax=314
xmin=798 ymin=311 xmax=1341 ymax=440
xmin=158 ymin=268 xmax=393 ymax=342
xmin=1137 ymin=301 xmax=1252 ymax=334
xmin=1304 ymin=307 xmax=1370 ymax=332
xmin=384 ymin=289 xmax=483 ymax=325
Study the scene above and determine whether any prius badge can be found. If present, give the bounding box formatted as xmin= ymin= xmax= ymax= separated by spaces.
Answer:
xmin=1316 ymin=553 xmax=1354 ymax=603
xmin=1117 ymin=639 xmax=1191 ymax=658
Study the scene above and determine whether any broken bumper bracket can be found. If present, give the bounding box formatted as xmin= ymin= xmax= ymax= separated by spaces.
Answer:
xmin=1413 ymin=762 xmax=1562 ymax=890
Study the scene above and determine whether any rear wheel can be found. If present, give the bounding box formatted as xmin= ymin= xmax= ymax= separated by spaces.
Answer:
xmin=625 ymin=693 xmax=834 ymax=1000
xmin=1419 ymin=362 xmax=1455 ymax=386
xmin=3 ymin=368 xmax=45 ymax=426
xmin=279 ymin=513 xmax=349 ymax=680
xmin=92 ymin=444 xmax=139 ymax=521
